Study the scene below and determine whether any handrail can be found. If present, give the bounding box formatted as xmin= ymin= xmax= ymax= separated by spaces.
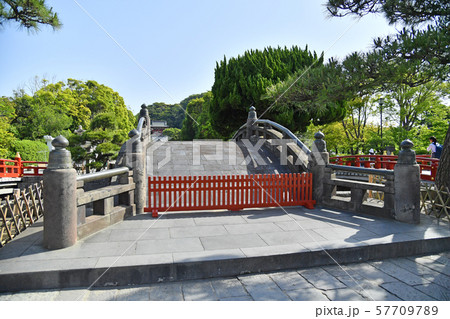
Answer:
xmin=232 ymin=119 xmax=311 ymax=155
xmin=329 ymin=154 xmax=439 ymax=181
xmin=136 ymin=117 xmax=145 ymax=136
xmin=327 ymin=164 xmax=394 ymax=176
xmin=76 ymin=167 xmax=129 ymax=183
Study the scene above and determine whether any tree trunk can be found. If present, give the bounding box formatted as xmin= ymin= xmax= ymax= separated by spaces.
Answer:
xmin=436 ymin=124 xmax=450 ymax=189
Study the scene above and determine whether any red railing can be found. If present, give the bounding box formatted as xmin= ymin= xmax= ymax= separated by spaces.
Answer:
xmin=0 ymin=156 xmax=47 ymax=178
xmin=145 ymin=173 xmax=315 ymax=217
xmin=329 ymin=155 xmax=439 ymax=182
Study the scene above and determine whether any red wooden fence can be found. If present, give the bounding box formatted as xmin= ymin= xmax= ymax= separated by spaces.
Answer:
xmin=145 ymin=173 xmax=315 ymax=217
xmin=329 ymin=155 xmax=439 ymax=181
xmin=0 ymin=156 xmax=47 ymax=178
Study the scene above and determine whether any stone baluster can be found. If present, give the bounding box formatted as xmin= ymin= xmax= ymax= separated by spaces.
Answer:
xmin=246 ymin=106 xmax=257 ymax=140
xmin=394 ymin=139 xmax=420 ymax=223
xmin=43 ymin=136 xmax=77 ymax=249
xmin=308 ymin=131 xmax=329 ymax=205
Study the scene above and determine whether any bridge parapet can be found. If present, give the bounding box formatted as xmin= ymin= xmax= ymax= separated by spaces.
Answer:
xmin=42 ymin=107 xmax=149 ymax=249
xmin=233 ymin=107 xmax=311 ymax=172
xmin=318 ymin=137 xmax=420 ymax=224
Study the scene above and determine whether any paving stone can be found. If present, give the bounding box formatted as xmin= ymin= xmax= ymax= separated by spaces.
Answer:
xmin=193 ymin=215 xmax=247 ymax=226
xmin=388 ymin=257 xmax=443 ymax=277
xmin=259 ymin=230 xmax=326 ymax=246
xmin=346 ymin=263 xmax=398 ymax=284
xmin=76 ymin=242 xmax=137 ymax=258
xmin=422 ymin=254 xmax=450 ymax=265
xmin=147 ymin=218 xmax=196 ymax=229
xmin=238 ymin=274 xmax=290 ymax=301
xmin=219 ymin=295 xmax=253 ymax=301
xmin=0 ymin=293 xmax=13 ymax=301
xmin=422 ymin=274 xmax=450 ymax=289
xmin=114 ymin=287 xmax=150 ymax=301
xmin=55 ymin=288 xmax=89 ymax=301
xmin=322 ymin=265 xmax=363 ymax=278
xmin=224 ymin=222 xmax=282 ymax=235
xmin=135 ymin=238 xmax=204 ymax=254
xmin=242 ymin=211 xmax=295 ymax=224
xmin=85 ymin=289 xmax=117 ymax=301
xmin=6 ymin=290 xmax=59 ymax=301
xmin=0 ymin=257 xmax=99 ymax=274
xmin=413 ymin=283 xmax=450 ymax=301
xmin=336 ymin=276 xmax=401 ymax=301
xmin=211 ymin=278 xmax=248 ymax=299
xmin=380 ymin=282 xmax=436 ymax=301
xmin=173 ymin=249 xmax=245 ymax=263
xmin=322 ymin=288 xmax=366 ymax=301
xmin=301 ymin=239 xmax=368 ymax=251
xmin=284 ymin=288 xmax=329 ymax=301
xmin=312 ymin=226 xmax=377 ymax=241
xmin=369 ymin=260 xmax=431 ymax=285
xmin=298 ymin=268 xmax=346 ymax=290
xmin=240 ymin=243 xmax=306 ymax=257
xmin=80 ymin=230 xmax=112 ymax=243
xmin=269 ymin=270 xmax=315 ymax=291
xmin=95 ymin=254 xmax=173 ymax=268
xmin=169 ymin=225 xmax=228 ymax=238
xmin=182 ymin=280 xmax=218 ymax=301
xmin=275 ymin=219 xmax=332 ymax=231
xmin=149 ymin=282 xmax=183 ymax=301
xmin=200 ymin=233 xmax=267 ymax=250
xmin=109 ymin=228 xmax=169 ymax=241
xmin=408 ymin=256 xmax=450 ymax=275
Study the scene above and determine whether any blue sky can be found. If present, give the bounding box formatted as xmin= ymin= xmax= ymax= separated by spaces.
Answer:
xmin=0 ymin=0 xmax=399 ymax=114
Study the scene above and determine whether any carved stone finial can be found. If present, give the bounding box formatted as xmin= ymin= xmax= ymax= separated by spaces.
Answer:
xmin=248 ymin=106 xmax=257 ymax=120
xmin=397 ymin=139 xmax=416 ymax=165
xmin=52 ymin=135 xmax=69 ymax=149
xmin=313 ymin=131 xmax=327 ymax=152
xmin=48 ymin=135 xmax=72 ymax=169
xmin=140 ymin=104 xmax=149 ymax=118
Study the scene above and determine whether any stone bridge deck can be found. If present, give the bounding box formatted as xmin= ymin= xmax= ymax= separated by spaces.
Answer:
xmin=147 ymin=140 xmax=293 ymax=177
xmin=0 ymin=206 xmax=449 ymax=292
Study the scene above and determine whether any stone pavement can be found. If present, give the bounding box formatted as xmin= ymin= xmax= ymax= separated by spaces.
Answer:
xmin=0 ymin=251 xmax=448 ymax=301
xmin=148 ymin=140 xmax=293 ymax=177
xmin=1 ymin=205 xmax=449 ymax=294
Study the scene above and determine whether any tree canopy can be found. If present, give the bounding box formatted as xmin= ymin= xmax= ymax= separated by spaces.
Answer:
xmin=209 ymin=46 xmax=324 ymax=137
xmin=0 ymin=0 xmax=61 ymax=31
xmin=1 ymin=78 xmax=136 ymax=169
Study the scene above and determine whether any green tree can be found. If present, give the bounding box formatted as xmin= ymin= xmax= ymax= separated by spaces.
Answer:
xmin=162 ymin=128 xmax=181 ymax=141
xmin=11 ymin=139 xmax=48 ymax=161
xmin=145 ymin=102 xmax=185 ymax=129
xmin=0 ymin=0 xmax=61 ymax=31
xmin=210 ymin=46 xmax=323 ymax=136
xmin=0 ymin=97 xmax=16 ymax=157
xmin=326 ymin=0 xmax=450 ymax=188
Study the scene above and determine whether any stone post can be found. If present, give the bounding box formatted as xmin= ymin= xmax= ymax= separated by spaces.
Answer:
xmin=43 ymin=136 xmax=77 ymax=249
xmin=246 ymin=106 xmax=257 ymax=139
xmin=308 ymin=131 xmax=329 ymax=205
xmin=394 ymin=139 xmax=420 ymax=224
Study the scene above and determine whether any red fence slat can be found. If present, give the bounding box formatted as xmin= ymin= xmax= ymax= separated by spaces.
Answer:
xmin=145 ymin=173 xmax=315 ymax=217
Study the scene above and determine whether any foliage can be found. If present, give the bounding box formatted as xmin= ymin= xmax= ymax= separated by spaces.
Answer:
xmin=326 ymin=1 xmax=450 ymax=70
xmin=0 ymin=0 xmax=61 ymax=31
xmin=145 ymin=102 xmax=185 ymax=129
xmin=2 ymin=78 xmax=136 ymax=171
xmin=0 ymin=97 xmax=16 ymax=157
xmin=162 ymin=128 xmax=181 ymax=141
xmin=180 ymin=92 xmax=222 ymax=140
xmin=11 ymin=139 xmax=48 ymax=162
xmin=210 ymin=46 xmax=323 ymax=137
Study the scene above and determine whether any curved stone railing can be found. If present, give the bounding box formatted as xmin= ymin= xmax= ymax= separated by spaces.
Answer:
xmin=232 ymin=107 xmax=311 ymax=172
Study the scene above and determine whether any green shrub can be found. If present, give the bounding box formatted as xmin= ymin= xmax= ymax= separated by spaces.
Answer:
xmin=12 ymin=139 xmax=49 ymax=162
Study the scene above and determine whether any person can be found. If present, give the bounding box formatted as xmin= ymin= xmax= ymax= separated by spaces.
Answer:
xmin=427 ymin=136 xmax=442 ymax=159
